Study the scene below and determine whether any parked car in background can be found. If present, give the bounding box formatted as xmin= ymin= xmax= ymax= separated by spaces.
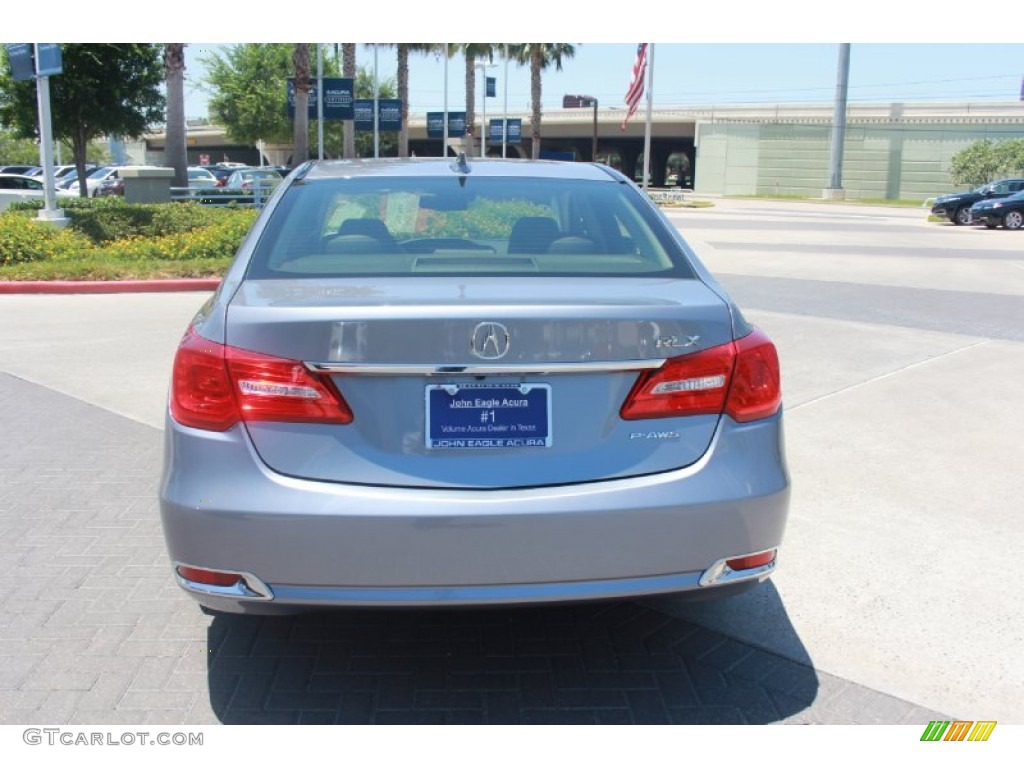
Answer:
xmin=78 ymin=166 xmax=122 ymax=197
xmin=0 ymin=172 xmax=75 ymax=210
xmin=96 ymin=177 xmax=125 ymax=197
xmin=0 ymin=173 xmax=45 ymax=211
xmin=187 ymin=167 xmax=219 ymax=189
xmin=0 ymin=164 xmax=41 ymax=176
xmin=224 ymin=168 xmax=284 ymax=194
xmin=930 ymin=178 xmax=1024 ymax=225
xmin=968 ymin=190 xmax=1024 ymax=230
xmin=56 ymin=168 xmax=85 ymax=191
xmin=210 ymin=165 xmax=248 ymax=187
xmin=159 ymin=157 xmax=789 ymax=615
xmin=0 ymin=173 xmax=44 ymax=192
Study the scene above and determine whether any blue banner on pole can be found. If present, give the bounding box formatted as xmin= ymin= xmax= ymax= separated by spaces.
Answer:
xmin=488 ymin=118 xmax=521 ymax=142
xmin=427 ymin=111 xmax=467 ymax=139
xmin=354 ymin=99 xmax=403 ymax=132
xmin=35 ymin=43 xmax=62 ymax=77
xmin=6 ymin=44 xmax=34 ymax=81
xmin=286 ymin=78 xmax=354 ymax=120
xmin=486 ymin=77 xmax=496 ymax=98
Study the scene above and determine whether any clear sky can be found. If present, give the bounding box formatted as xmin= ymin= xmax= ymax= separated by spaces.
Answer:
xmin=9 ymin=1 xmax=1023 ymax=120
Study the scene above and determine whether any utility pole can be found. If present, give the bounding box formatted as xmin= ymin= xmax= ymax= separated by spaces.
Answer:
xmin=824 ymin=44 xmax=851 ymax=200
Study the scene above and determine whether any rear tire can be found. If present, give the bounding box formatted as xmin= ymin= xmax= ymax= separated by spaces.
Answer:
xmin=953 ymin=206 xmax=971 ymax=225
xmin=1003 ymin=210 xmax=1023 ymax=230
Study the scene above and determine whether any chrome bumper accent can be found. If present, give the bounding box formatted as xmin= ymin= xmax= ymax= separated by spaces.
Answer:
xmin=173 ymin=562 xmax=275 ymax=601
xmin=699 ymin=553 xmax=777 ymax=587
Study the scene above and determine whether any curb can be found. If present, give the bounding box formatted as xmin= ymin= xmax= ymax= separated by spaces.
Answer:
xmin=0 ymin=279 xmax=221 ymax=295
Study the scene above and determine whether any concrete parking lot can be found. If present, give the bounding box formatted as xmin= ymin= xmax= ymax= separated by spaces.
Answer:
xmin=1 ymin=197 xmax=1020 ymax=724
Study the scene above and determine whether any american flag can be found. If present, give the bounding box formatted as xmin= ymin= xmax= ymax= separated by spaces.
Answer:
xmin=621 ymin=43 xmax=648 ymax=131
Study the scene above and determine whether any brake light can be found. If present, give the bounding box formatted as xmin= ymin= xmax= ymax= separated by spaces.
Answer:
xmin=170 ymin=328 xmax=352 ymax=431
xmin=620 ymin=328 xmax=780 ymax=422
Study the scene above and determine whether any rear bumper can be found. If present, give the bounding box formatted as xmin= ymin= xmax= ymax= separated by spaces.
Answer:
xmin=159 ymin=412 xmax=790 ymax=613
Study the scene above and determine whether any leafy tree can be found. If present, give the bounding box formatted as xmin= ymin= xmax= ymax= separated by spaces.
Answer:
xmin=0 ymin=44 xmax=165 ymax=196
xmin=202 ymin=44 xmax=294 ymax=146
xmin=0 ymin=128 xmax=40 ymax=164
xmin=510 ymin=44 xmax=576 ymax=159
xmin=164 ymin=44 xmax=188 ymax=187
xmin=993 ymin=139 xmax=1024 ymax=177
xmin=949 ymin=140 xmax=999 ymax=187
xmin=948 ymin=138 xmax=1024 ymax=187
xmin=200 ymin=45 xmax=396 ymax=162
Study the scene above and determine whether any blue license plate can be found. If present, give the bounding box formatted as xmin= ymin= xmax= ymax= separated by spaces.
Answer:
xmin=426 ymin=384 xmax=552 ymax=449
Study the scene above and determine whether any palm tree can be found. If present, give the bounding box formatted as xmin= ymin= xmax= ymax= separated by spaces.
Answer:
xmin=462 ymin=44 xmax=495 ymax=157
xmin=292 ymin=44 xmax=311 ymax=165
xmin=163 ymin=44 xmax=188 ymax=188
xmin=342 ymin=43 xmax=356 ymax=159
xmin=383 ymin=44 xmax=435 ymax=158
xmin=511 ymin=44 xmax=576 ymax=159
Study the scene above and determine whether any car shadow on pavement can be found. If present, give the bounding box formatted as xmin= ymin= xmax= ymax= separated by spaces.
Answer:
xmin=204 ymin=582 xmax=819 ymax=724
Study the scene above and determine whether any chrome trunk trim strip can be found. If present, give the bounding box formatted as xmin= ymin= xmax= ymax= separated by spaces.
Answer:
xmin=304 ymin=360 xmax=665 ymax=376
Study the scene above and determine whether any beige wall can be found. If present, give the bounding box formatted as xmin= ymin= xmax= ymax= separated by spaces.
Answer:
xmin=695 ymin=121 xmax=1024 ymax=200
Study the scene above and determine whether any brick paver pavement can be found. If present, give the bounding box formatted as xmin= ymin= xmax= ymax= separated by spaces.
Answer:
xmin=0 ymin=372 xmax=948 ymax=725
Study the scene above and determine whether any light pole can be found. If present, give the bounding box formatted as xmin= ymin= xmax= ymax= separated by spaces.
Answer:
xmin=475 ymin=61 xmax=496 ymax=158
xmin=591 ymin=98 xmax=598 ymax=162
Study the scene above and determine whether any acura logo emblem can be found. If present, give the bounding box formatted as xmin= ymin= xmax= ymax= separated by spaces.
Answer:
xmin=471 ymin=322 xmax=510 ymax=360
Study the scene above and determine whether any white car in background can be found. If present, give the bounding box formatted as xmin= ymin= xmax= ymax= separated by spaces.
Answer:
xmin=0 ymin=173 xmax=75 ymax=211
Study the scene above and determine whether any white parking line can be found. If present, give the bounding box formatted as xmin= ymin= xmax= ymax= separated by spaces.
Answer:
xmin=787 ymin=339 xmax=991 ymax=413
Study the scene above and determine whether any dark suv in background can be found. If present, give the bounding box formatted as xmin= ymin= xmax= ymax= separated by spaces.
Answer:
xmin=931 ymin=178 xmax=1024 ymax=225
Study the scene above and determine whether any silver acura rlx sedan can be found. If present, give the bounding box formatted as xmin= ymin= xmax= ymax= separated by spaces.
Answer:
xmin=159 ymin=157 xmax=789 ymax=614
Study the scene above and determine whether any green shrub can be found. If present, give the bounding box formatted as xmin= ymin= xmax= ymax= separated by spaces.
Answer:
xmin=97 ymin=208 xmax=258 ymax=261
xmin=0 ymin=213 xmax=91 ymax=266
xmin=7 ymin=199 xmax=239 ymax=243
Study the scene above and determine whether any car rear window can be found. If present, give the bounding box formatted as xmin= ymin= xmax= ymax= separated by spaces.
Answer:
xmin=244 ymin=176 xmax=695 ymax=279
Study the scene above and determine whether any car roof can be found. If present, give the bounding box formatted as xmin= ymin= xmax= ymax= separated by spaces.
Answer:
xmin=300 ymin=158 xmax=620 ymax=183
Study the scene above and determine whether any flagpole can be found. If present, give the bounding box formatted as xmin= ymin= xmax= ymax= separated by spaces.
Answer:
xmin=642 ymin=44 xmax=654 ymax=191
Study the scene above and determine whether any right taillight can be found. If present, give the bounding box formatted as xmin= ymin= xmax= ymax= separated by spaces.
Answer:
xmin=724 ymin=328 xmax=781 ymax=423
xmin=621 ymin=328 xmax=780 ymax=423
xmin=169 ymin=327 xmax=353 ymax=431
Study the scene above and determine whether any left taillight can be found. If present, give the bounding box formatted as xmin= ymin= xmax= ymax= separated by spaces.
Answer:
xmin=170 ymin=328 xmax=352 ymax=431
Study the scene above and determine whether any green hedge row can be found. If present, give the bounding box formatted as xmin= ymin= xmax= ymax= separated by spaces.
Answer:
xmin=0 ymin=201 xmax=258 ymax=267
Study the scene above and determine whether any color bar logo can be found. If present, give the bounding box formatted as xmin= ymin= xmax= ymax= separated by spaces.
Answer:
xmin=921 ymin=721 xmax=997 ymax=742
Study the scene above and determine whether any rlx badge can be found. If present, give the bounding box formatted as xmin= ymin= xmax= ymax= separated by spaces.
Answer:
xmin=656 ymin=335 xmax=700 ymax=350
xmin=471 ymin=322 xmax=511 ymax=360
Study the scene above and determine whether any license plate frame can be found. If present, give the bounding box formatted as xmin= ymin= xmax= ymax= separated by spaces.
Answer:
xmin=425 ymin=383 xmax=552 ymax=450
